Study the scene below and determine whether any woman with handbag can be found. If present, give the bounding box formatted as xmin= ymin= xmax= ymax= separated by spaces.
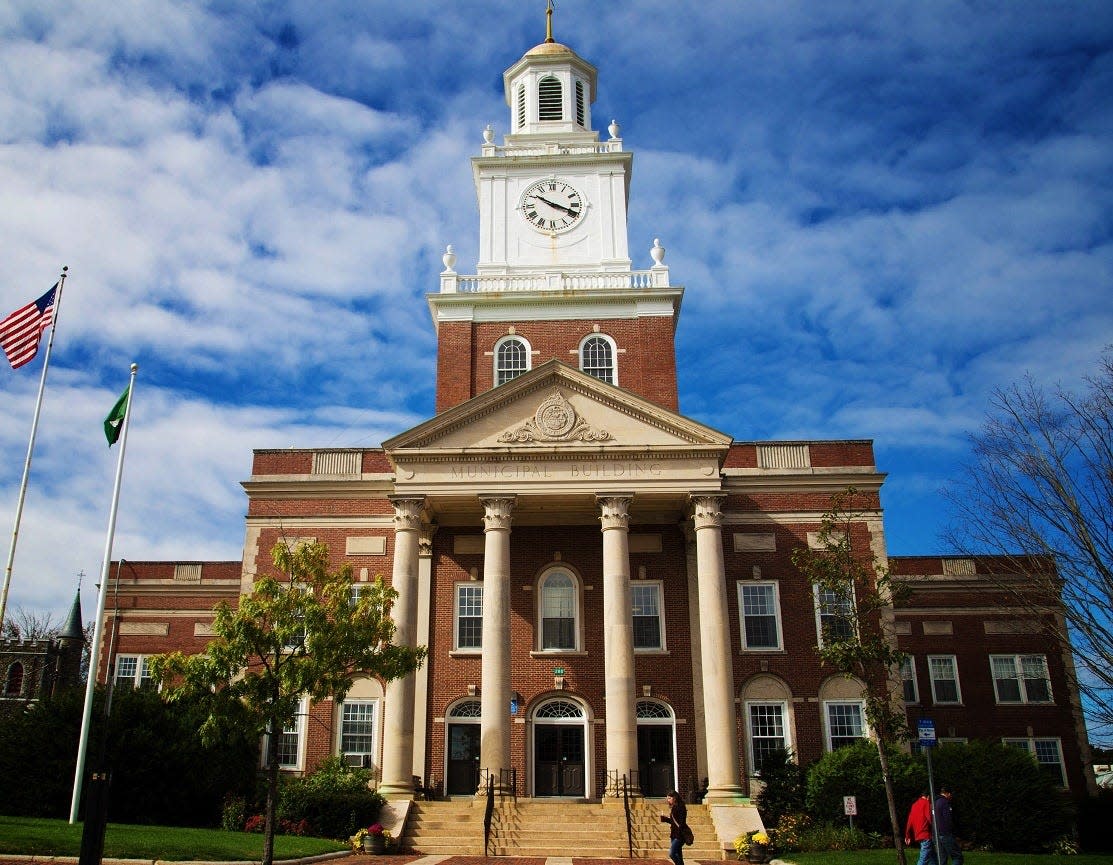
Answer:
xmin=661 ymin=790 xmax=690 ymax=865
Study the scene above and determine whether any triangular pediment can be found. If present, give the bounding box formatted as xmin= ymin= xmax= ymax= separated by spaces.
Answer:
xmin=383 ymin=360 xmax=731 ymax=455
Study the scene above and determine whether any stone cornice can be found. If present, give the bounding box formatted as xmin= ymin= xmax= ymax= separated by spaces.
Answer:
xmin=721 ymin=470 xmax=886 ymax=494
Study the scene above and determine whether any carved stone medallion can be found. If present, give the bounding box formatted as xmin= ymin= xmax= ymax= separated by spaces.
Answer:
xmin=498 ymin=389 xmax=612 ymax=443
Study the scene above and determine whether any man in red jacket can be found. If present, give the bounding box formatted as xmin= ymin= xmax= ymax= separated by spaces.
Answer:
xmin=904 ymin=792 xmax=936 ymax=865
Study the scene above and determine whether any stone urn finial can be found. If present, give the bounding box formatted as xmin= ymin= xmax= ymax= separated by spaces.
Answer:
xmin=608 ymin=119 xmax=620 ymax=140
xmin=442 ymin=244 xmax=457 ymax=273
xmin=483 ymin=124 xmax=494 ymax=144
xmin=650 ymin=238 xmax=666 ymax=266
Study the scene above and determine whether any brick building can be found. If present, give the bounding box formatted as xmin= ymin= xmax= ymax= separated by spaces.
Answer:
xmin=94 ymin=23 xmax=1094 ymax=805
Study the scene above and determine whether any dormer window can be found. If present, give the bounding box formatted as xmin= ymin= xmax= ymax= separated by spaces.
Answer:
xmin=575 ymin=80 xmax=585 ymax=127
xmin=580 ymin=334 xmax=616 ymax=385
xmin=538 ymin=76 xmax=562 ymax=121
xmin=495 ymin=335 xmax=531 ymax=385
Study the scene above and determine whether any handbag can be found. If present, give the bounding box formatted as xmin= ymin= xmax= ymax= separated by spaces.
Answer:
xmin=682 ymin=824 xmax=694 ymax=846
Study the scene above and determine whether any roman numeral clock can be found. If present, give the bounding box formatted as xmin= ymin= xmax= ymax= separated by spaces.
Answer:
xmin=521 ymin=179 xmax=584 ymax=232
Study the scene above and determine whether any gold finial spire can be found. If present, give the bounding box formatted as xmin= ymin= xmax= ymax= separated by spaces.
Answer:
xmin=545 ymin=0 xmax=555 ymax=43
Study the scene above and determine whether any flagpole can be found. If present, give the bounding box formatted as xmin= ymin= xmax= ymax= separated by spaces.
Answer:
xmin=0 ymin=266 xmax=68 ymax=632
xmin=70 ymin=363 xmax=137 ymax=824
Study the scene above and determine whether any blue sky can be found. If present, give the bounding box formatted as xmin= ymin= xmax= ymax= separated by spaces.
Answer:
xmin=1 ymin=0 xmax=1110 ymax=677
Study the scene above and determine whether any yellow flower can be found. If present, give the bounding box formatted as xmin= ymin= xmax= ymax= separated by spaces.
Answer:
xmin=752 ymin=831 xmax=770 ymax=845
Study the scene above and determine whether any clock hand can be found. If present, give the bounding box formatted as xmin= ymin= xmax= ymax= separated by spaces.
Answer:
xmin=534 ymin=195 xmax=579 ymax=217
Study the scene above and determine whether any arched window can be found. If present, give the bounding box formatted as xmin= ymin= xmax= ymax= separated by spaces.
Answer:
xmin=494 ymin=335 xmax=530 ymax=385
xmin=4 ymin=662 xmax=24 ymax=696
xmin=538 ymin=76 xmax=562 ymax=121
xmin=516 ymin=83 xmax=526 ymax=130
xmin=539 ymin=569 xmax=578 ymax=651
xmin=580 ymin=334 xmax=616 ymax=385
xmin=449 ymin=699 xmax=482 ymax=718
xmin=575 ymin=80 xmax=586 ymax=127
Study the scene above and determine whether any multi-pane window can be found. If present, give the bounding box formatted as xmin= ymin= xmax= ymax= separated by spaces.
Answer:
xmin=928 ymin=655 xmax=961 ymax=704
xmin=340 ymin=701 xmax=376 ymax=762
xmin=538 ymin=76 xmax=562 ymax=120
xmin=739 ymin=582 xmax=782 ymax=650
xmin=748 ymin=702 xmax=790 ymax=772
xmin=824 ymin=701 xmax=866 ymax=750
xmin=277 ymin=712 xmax=302 ymax=769
xmin=814 ymin=585 xmax=855 ymax=645
xmin=455 ymin=584 xmax=483 ymax=650
xmin=541 ymin=571 xmax=576 ymax=650
xmin=991 ymin=655 xmax=1052 ymax=704
xmin=114 ymin=655 xmax=156 ymax=691
xmin=1005 ymin=737 xmax=1066 ymax=787
xmin=580 ymin=335 xmax=615 ymax=384
xmin=900 ymin=656 xmax=919 ymax=703
xmin=495 ymin=337 xmax=529 ymax=385
xmin=631 ymin=583 xmax=663 ymax=650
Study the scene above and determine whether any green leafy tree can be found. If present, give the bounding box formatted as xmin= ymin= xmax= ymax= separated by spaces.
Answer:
xmin=152 ymin=541 xmax=425 ymax=865
xmin=792 ymin=488 xmax=911 ymax=864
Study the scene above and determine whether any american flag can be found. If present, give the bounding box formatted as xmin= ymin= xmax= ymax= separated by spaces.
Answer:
xmin=0 ymin=284 xmax=57 ymax=370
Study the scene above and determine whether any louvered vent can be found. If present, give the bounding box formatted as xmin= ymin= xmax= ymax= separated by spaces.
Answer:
xmin=575 ymin=80 xmax=585 ymax=126
xmin=174 ymin=563 xmax=202 ymax=583
xmin=538 ymin=76 xmax=562 ymax=120
xmin=516 ymin=83 xmax=526 ymax=129
xmin=757 ymin=444 xmax=811 ymax=469
xmin=312 ymin=450 xmax=361 ymax=476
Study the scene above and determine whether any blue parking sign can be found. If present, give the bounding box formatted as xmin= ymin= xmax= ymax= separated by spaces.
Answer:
xmin=918 ymin=718 xmax=936 ymax=748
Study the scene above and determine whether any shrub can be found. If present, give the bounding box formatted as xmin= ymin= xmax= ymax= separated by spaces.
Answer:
xmin=278 ymin=757 xmax=383 ymax=839
xmin=753 ymin=748 xmax=806 ymax=828
xmin=771 ymin=812 xmax=811 ymax=852
xmin=1077 ymin=788 xmax=1113 ymax=852
xmin=221 ymin=795 xmax=247 ymax=831
xmin=805 ymin=740 xmax=923 ymax=835
xmin=929 ymin=740 xmax=1071 ymax=852
xmin=795 ymin=822 xmax=884 ymax=852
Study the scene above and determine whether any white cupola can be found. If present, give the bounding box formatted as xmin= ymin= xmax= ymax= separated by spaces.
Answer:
xmin=501 ymin=25 xmax=597 ymax=139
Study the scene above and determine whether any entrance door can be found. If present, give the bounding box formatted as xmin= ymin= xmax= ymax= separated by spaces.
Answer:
xmin=638 ymin=725 xmax=675 ymax=797
xmin=534 ymin=725 xmax=585 ymax=796
xmin=446 ymin=723 xmax=480 ymax=795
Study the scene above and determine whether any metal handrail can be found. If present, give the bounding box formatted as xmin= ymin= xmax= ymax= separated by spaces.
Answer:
xmin=483 ymin=774 xmax=494 ymax=857
xmin=622 ymin=773 xmax=633 ymax=858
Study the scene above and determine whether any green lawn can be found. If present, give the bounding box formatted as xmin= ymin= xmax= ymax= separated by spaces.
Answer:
xmin=778 ymin=852 xmax=1113 ymax=865
xmin=0 ymin=815 xmax=348 ymax=861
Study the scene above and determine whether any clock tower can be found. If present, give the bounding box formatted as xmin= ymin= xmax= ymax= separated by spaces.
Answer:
xmin=430 ymin=12 xmax=684 ymax=414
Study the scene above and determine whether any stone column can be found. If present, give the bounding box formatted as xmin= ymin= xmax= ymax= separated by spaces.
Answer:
xmin=691 ymin=494 xmax=745 ymax=803
xmin=478 ymin=495 xmax=515 ymax=795
xmin=378 ymin=496 xmax=425 ymax=799
xmin=598 ymin=494 xmax=640 ymax=797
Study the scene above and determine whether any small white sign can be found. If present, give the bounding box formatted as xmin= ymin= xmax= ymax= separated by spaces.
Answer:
xmin=844 ymin=796 xmax=857 ymax=816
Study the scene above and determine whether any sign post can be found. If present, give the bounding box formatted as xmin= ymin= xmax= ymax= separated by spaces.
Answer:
xmin=918 ymin=719 xmax=941 ymax=859
xmin=843 ymin=795 xmax=857 ymax=829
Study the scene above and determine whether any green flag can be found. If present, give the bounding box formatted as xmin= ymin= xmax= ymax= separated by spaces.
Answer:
xmin=104 ymin=385 xmax=130 ymax=446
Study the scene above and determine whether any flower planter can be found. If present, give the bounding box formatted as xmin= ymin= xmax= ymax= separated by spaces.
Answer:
xmin=746 ymin=843 xmax=769 ymax=863
xmin=364 ymin=835 xmax=386 ymax=854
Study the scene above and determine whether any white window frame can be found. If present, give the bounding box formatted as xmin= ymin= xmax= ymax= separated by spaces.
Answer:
xmin=900 ymin=656 xmax=919 ymax=704
xmin=454 ymin=583 xmax=483 ymax=652
xmin=494 ymin=335 xmax=531 ymax=386
xmin=823 ymin=700 xmax=867 ymax=751
xmin=928 ymin=655 xmax=962 ymax=704
xmin=746 ymin=701 xmax=791 ymax=774
xmin=579 ymin=333 xmax=618 ymax=385
xmin=266 ymin=697 xmax=306 ymax=770
xmin=1004 ymin=736 xmax=1067 ymax=787
xmin=537 ymin=568 xmax=581 ymax=652
xmin=991 ymin=654 xmax=1052 ymax=704
xmin=738 ymin=581 xmax=783 ymax=651
xmin=339 ymin=699 xmax=378 ymax=768
xmin=114 ymin=654 xmax=157 ymax=691
xmin=813 ymin=584 xmax=856 ymax=647
xmin=631 ymin=581 xmax=665 ymax=651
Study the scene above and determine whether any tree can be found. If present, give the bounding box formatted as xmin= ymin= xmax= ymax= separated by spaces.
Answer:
xmin=792 ymin=488 xmax=910 ymax=865
xmin=153 ymin=541 xmax=425 ymax=865
xmin=944 ymin=348 xmax=1113 ymax=743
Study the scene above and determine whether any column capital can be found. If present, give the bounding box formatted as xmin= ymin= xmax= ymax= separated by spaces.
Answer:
xmin=479 ymin=495 xmax=516 ymax=531
xmin=596 ymin=494 xmax=634 ymax=531
xmin=389 ymin=495 xmax=426 ymax=532
xmin=690 ymin=493 xmax=726 ymax=529
xmin=419 ymin=522 xmax=438 ymax=557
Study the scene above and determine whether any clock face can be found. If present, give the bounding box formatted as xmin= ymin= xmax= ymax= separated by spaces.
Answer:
xmin=520 ymin=179 xmax=585 ymax=232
